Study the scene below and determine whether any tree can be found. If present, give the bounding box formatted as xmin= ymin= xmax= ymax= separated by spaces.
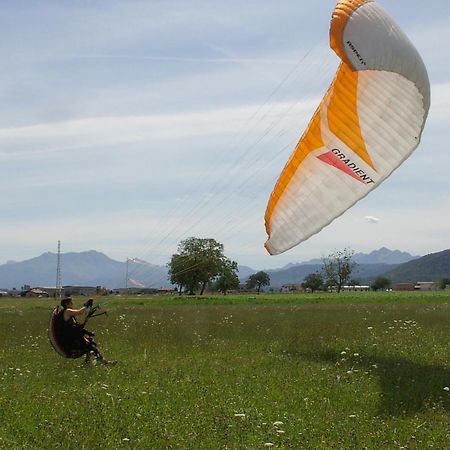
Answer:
xmin=371 ymin=276 xmax=391 ymax=291
xmin=214 ymin=260 xmax=240 ymax=295
xmin=167 ymin=237 xmax=236 ymax=295
xmin=438 ymin=278 xmax=450 ymax=290
xmin=302 ymin=273 xmax=324 ymax=293
xmin=167 ymin=253 xmax=191 ymax=295
xmin=246 ymin=271 xmax=270 ymax=293
xmin=321 ymin=248 xmax=357 ymax=293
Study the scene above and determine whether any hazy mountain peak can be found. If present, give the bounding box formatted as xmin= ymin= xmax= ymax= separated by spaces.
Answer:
xmin=354 ymin=248 xmax=419 ymax=265
xmin=288 ymin=248 xmax=419 ymax=266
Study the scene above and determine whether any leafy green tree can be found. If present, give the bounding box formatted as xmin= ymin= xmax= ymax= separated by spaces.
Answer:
xmin=321 ymin=248 xmax=357 ymax=293
xmin=302 ymin=273 xmax=324 ymax=293
xmin=167 ymin=253 xmax=191 ymax=295
xmin=371 ymin=276 xmax=391 ymax=291
xmin=167 ymin=237 xmax=236 ymax=295
xmin=438 ymin=278 xmax=450 ymax=290
xmin=214 ymin=260 xmax=240 ymax=295
xmin=246 ymin=271 xmax=270 ymax=293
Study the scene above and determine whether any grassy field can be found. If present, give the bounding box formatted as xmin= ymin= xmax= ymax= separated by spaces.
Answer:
xmin=1 ymin=291 xmax=450 ymax=449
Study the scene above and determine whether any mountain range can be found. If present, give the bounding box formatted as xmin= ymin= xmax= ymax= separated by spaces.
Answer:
xmin=0 ymin=251 xmax=168 ymax=290
xmin=0 ymin=247 xmax=449 ymax=290
xmin=281 ymin=247 xmax=418 ymax=267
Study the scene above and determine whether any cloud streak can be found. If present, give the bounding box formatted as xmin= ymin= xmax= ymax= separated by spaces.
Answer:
xmin=64 ymin=53 xmax=299 ymax=65
xmin=0 ymin=99 xmax=317 ymax=156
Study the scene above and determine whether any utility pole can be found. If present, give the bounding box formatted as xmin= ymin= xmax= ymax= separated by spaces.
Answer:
xmin=125 ymin=258 xmax=129 ymax=289
xmin=56 ymin=240 xmax=62 ymax=301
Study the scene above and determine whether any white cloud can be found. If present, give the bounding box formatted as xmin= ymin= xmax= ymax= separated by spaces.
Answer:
xmin=365 ymin=216 xmax=380 ymax=224
xmin=0 ymin=99 xmax=316 ymax=156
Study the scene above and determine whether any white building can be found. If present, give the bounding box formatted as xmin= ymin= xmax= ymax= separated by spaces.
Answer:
xmin=414 ymin=282 xmax=438 ymax=291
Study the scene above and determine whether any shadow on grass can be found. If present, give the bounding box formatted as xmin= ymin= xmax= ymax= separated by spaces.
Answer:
xmin=297 ymin=349 xmax=450 ymax=416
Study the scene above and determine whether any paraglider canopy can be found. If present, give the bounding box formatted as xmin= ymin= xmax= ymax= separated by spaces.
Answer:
xmin=264 ymin=0 xmax=430 ymax=255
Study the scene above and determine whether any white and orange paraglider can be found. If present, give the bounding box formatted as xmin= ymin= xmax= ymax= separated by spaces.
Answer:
xmin=264 ymin=0 xmax=430 ymax=255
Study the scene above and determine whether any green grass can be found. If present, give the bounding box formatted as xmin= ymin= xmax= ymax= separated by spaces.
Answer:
xmin=1 ymin=291 xmax=450 ymax=448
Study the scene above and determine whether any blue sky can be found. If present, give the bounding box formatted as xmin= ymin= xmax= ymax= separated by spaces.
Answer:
xmin=1 ymin=0 xmax=449 ymax=271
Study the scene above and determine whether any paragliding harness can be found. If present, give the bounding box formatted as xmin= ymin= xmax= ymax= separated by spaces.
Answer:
xmin=48 ymin=303 xmax=107 ymax=359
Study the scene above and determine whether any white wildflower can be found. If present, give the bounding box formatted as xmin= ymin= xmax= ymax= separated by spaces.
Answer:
xmin=273 ymin=421 xmax=284 ymax=426
xmin=234 ymin=413 xmax=245 ymax=418
xmin=444 ymin=387 xmax=449 ymax=391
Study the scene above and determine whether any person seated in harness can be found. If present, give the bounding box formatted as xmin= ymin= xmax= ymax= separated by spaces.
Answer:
xmin=56 ymin=297 xmax=112 ymax=365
